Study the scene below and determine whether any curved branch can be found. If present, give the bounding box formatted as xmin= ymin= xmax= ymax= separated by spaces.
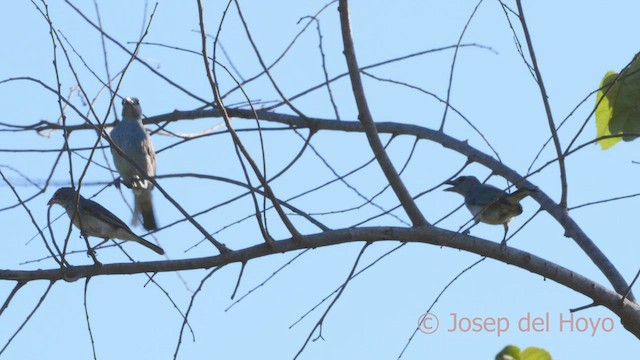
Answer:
xmin=1 ymin=226 xmax=639 ymax=337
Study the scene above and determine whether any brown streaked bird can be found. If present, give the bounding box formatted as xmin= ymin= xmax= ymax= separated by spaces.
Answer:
xmin=444 ymin=176 xmax=536 ymax=244
xmin=110 ymin=96 xmax=158 ymax=230
xmin=48 ymin=187 xmax=164 ymax=255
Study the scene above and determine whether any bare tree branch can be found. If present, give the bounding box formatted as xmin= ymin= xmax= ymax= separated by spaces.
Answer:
xmin=0 ymin=226 xmax=637 ymax=337
xmin=338 ymin=0 xmax=427 ymax=227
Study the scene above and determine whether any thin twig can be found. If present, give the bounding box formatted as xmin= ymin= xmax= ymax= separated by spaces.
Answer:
xmin=0 ymin=282 xmax=26 ymax=317
xmin=0 ymin=281 xmax=55 ymax=356
xmin=173 ymin=267 xmax=221 ymax=360
xmin=84 ymin=277 xmax=98 ymax=360
xmin=398 ymin=258 xmax=486 ymax=359
xmin=230 ymin=261 xmax=246 ymax=300
xmin=226 ymin=249 xmax=310 ymax=312
xmin=197 ymin=0 xmax=302 ymax=242
xmin=290 ymin=243 xmax=405 ymax=329
xmin=293 ymin=243 xmax=370 ymax=359
xmin=439 ymin=0 xmax=484 ymax=131
xmin=0 ymin=169 xmax=61 ymax=265
xmin=516 ymin=0 xmax=567 ymax=207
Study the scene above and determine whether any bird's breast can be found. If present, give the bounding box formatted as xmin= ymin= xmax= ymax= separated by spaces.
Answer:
xmin=68 ymin=210 xmax=116 ymax=239
xmin=466 ymin=201 xmax=523 ymax=225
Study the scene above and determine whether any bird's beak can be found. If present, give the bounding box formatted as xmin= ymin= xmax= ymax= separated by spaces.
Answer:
xmin=47 ymin=198 xmax=55 ymax=206
xmin=443 ymin=179 xmax=456 ymax=192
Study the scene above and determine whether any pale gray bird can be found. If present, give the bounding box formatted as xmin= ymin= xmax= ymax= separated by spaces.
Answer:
xmin=444 ymin=176 xmax=535 ymax=244
xmin=48 ymin=187 xmax=164 ymax=255
xmin=110 ymin=96 xmax=157 ymax=230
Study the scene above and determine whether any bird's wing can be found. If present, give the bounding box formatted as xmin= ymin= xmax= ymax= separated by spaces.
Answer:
xmin=128 ymin=126 xmax=154 ymax=178
xmin=144 ymin=131 xmax=156 ymax=177
xmin=80 ymin=198 xmax=132 ymax=231
xmin=466 ymin=184 xmax=505 ymax=207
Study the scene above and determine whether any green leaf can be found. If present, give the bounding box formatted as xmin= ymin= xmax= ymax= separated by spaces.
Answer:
xmin=496 ymin=345 xmax=552 ymax=360
xmin=495 ymin=345 xmax=521 ymax=360
xmin=595 ymin=53 xmax=640 ymax=150
xmin=521 ymin=346 xmax=552 ymax=360
xmin=595 ymin=71 xmax=621 ymax=149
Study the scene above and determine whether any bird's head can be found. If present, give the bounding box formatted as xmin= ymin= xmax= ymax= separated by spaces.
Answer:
xmin=122 ymin=96 xmax=142 ymax=119
xmin=48 ymin=187 xmax=76 ymax=206
xmin=443 ymin=176 xmax=481 ymax=195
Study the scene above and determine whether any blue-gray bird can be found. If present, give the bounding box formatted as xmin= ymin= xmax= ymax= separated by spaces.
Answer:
xmin=48 ymin=187 xmax=164 ymax=255
xmin=444 ymin=176 xmax=535 ymax=244
xmin=110 ymin=97 xmax=157 ymax=230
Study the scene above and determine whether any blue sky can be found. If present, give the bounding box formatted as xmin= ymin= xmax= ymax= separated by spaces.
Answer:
xmin=0 ymin=0 xmax=639 ymax=358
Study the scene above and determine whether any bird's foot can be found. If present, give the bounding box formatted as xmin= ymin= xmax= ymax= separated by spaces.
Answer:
xmin=79 ymin=233 xmax=102 ymax=266
xmin=131 ymin=176 xmax=150 ymax=190
xmin=86 ymin=249 xmax=102 ymax=266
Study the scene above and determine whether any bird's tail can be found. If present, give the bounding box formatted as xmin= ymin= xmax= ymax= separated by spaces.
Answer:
xmin=132 ymin=235 xmax=165 ymax=255
xmin=134 ymin=188 xmax=157 ymax=231
xmin=505 ymin=187 xmax=536 ymax=204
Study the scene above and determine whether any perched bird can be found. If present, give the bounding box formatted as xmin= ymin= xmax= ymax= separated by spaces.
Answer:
xmin=110 ymin=96 xmax=158 ymax=230
xmin=48 ymin=187 xmax=165 ymax=255
xmin=444 ymin=176 xmax=535 ymax=244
